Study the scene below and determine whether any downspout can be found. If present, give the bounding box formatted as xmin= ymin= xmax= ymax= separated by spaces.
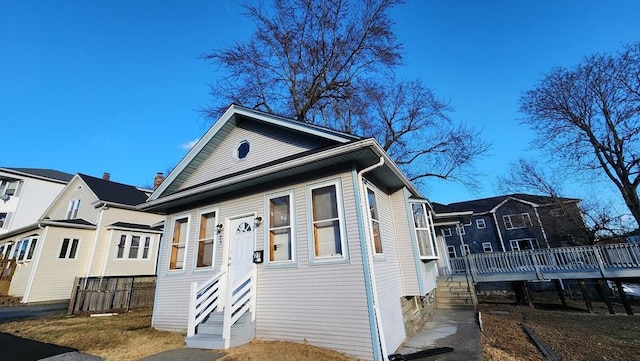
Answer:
xmin=85 ymin=204 xmax=107 ymax=284
xmin=22 ymin=223 xmax=49 ymax=303
xmin=533 ymin=207 xmax=550 ymax=249
xmin=352 ymin=157 xmax=387 ymax=361
xmin=491 ymin=212 xmax=506 ymax=252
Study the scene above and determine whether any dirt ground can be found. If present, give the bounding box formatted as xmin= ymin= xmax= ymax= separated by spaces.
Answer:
xmin=479 ymin=295 xmax=640 ymax=361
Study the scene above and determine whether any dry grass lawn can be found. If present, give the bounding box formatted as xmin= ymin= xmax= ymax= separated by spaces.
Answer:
xmin=0 ymin=307 xmax=357 ymax=361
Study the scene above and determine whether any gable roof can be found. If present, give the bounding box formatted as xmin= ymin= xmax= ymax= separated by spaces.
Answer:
xmin=78 ymin=174 xmax=150 ymax=206
xmin=0 ymin=167 xmax=74 ymax=183
xmin=443 ymin=193 xmax=580 ymax=214
xmin=153 ymin=104 xmax=362 ymax=198
xmin=144 ymin=106 xmax=423 ymax=212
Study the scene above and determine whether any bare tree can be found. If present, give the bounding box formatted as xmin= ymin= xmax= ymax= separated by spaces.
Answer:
xmin=202 ymin=0 xmax=490 ymax=186
xmin=520 ymin=42 xmax=640 ymax=227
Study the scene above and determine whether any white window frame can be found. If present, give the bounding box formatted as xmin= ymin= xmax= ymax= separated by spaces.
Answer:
xmin=195 ymin=208 xmax=218 ymax=269
xmin=307 ymin=179 xmax=348 ymax=263
xmin=66 ymin=198 xmax=81 ymax=219
xmin=2 ymin=180 xmax=19 ymax=196
xmin=476 ymin=219 xmax=486 ymax=229
xmin=409 ymin=201 xmax=439 ymax=259
xmin=169 ymin=214 xmax=190 ymax=271
xmin=366 ymin=186 xmax=383 ymax=256
xmin=455 ymin=225 xmax=465 ymax=235
xmin=234 ymin=140 xmax=251 ymax=161
xmin=115 ymin=233 xmax=154 ymax=260
xmin=59 ymin=238 xmax=80 ymax=259
xmin=509 ymin=238 xmax=539 ymax=251
xmin=0 ymin=212 xmax=8 ymax=229
xmin=460 ymin=244 xmax=470 ymax=256
xmin=265 ymin=190 xmax=296 ymax=265
xmin=482 ymin=242 xmax=493 ymax=253
xmin=441 ymin=228 xmax=452 ymax=237
xmin=503 ymin=213 xmax=532 ymax=230
xmin=447 ymin=245 xmax=457 ymax=258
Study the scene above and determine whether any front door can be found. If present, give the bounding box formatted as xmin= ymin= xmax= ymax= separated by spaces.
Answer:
xmin=228 ymin=216 xmax=255 ymax=285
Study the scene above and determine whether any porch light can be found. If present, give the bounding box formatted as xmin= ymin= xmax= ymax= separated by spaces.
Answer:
xmin=254 ymin=216 xmax=263 ymax=227
xmin=216 ymin=224 xmax=224 ymax=233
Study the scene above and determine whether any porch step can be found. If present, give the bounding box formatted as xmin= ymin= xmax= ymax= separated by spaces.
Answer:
xmin=186 ymin=312 xmax=255 ymax=350
xmin=0 ymin=295 xmax=22 ymax=307
xmin=436 ymin=276 xmax=476 ymax=310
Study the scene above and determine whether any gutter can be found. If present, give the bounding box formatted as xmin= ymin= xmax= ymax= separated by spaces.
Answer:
xmin=353 ymin=157 xmax=387 ymax=361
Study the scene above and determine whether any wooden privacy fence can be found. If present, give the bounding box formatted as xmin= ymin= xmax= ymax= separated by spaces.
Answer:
xmin=68 ymin=275 xmax=156 ymax=315
xmin=0 ymin=259 xmax=16 ymax=295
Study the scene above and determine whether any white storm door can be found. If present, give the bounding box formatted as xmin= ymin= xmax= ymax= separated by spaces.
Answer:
xmin=229 ymin=216 xmax=255 ymax=285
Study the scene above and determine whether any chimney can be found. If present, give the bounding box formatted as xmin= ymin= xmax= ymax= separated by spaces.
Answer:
xmin=102 ymin=172 xmax=111 ymax=181
xmin=154 ymin=172 xmax=165 ymax=189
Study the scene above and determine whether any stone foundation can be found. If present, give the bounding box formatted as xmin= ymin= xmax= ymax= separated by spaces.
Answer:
xmin=400 ymin=292 xmax=435 ymax=338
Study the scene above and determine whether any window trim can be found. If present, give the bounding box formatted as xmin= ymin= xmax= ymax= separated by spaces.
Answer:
xmin=366 ymin=186 xmax=383 ymax=257
xmin=441 ymin=228 xmax=452 ymax=237
xmin=482 ymin=242 xmax=493 ymax=253
xmin=169 ymin=214 xmax=191 ymax=271
xmin=234 ymin=140 xmax=251 ymax=161
xmin=66 ymin=198 xmax=81 ymax=220
xmin=115 ymin=233 xmax=155 ymax=260
xmin=460 ymin=244 xmax=470 ymax=256
xmin=59 ymin=238 xmax=80 ymax=259
xmin=265 ymin=190 xmax=296 ymax=266
xmin=509 ymin=238 xmax=540 ymax=251
xmin=447 ymin=245 xmax=457 ymax=258
xmin=503 ymin=213 xmax=532 ymax=230
xmin=409 ymin=201 xmax=439 ymax=260
xmin=307 ymin=179 xmax=348 ymax=264
xmin=455 ymin=225 xmax=465 ymax=236
xmin=2 ymin=180 xmax=19 ymax=196
xmin=195 ymin=207 xmax=219 ymax=270
xmin=476 ymin=219 xmax=486 ymax=229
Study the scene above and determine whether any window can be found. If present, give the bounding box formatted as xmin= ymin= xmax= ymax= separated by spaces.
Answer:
xmin=197 ymin=210 xmax=217 ymax=268
xmin=441 ymin=228 xmax=452 ymax=237
xmin=309 ymin=180 xmax=346 ymax=261
xmin=410 ymin=202 xmax=439 ymax=259
xmin=503 ymin=213 xmax=532 ymax=230
xmin=12 ymin=236 xmax=38 ymax=261
xmin=59 ymin=238 xmax=79 ymax=259
xmin=116 ymin=234 xmax=154 ymax=260
xmin=267 ymin=192 xmax=294 ymax=263
xmin=366 ymin=187 xmax=383 ymax=255
xmin=12 ymin=239 xmax=23 ymax=259
xmin=482 ymin=242 xmax=493 ymax=252
xmin=169 ymin=216 xmax=189 ymax=270
xmin=455 ymin=225 xmax=465 ymax=235
xmin=1 ymin=244 xmax=13 ymax=259
xmin=2 ymin=180 xmax=18 ymax=196
xmin=509 ymin=238 xmax=539 ymax=251
xmin=0 ymin=213 xmax=7 ymax=228
xmin=236 ymin=140 xmax=250 ymax=160
xmin=460 ymin=244 xmax=470 ymax=256
xmin=476 ymin=219 xmax=486 ymax=229
xmin=66 ymin=198 xmax=81 ymax=219
xmin=447 ymin=245 xmax=457 ymax=258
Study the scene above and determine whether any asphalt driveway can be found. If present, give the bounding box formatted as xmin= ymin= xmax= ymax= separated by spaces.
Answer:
xmin=0 ymin=302 xmax=68 ymax=322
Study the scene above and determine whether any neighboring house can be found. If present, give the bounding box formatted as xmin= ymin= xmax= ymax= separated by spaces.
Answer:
xmin=0 ymin=168 xmax=74 ymax=235
xmin=140 ymin=105 xmax=442 ymax=361
xmin=432 ymin=194 xmax=589 ymax=273
xmin=0 ymin=173 xmax=163 ymax=303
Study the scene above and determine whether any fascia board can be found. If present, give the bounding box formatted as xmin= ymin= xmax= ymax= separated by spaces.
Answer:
xmin=38 ymin=221 xmax=97 ymax=230
xmin=0 ymin=168 xmax=70 ymax=185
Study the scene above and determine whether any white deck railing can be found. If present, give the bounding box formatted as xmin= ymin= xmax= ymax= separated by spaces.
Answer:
xmin=187 ymin=270 xmax=227 ymax=337
xmin=222 ymin=268 xmax=257 ymax=349
xmin=450 ymin=243 xmax=640 ymax=282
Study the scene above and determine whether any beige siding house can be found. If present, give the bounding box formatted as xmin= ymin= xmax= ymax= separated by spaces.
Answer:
xmin=0 ymin=173 xmax=163 ymax=303
xmin=142 ymin=105 xmax=443 ymax=361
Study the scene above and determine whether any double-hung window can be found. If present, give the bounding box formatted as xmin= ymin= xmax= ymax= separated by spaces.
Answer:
xmin=482 ymin=242 xmax=493 ymax=252
xmin=410 ymin=202 xmax=438 ymax=259
xmin=59 ymin=238 xmax=79 ymax=259
xmin=476 ymin=219 xmax=486 ymax=229
xmin=169 ymin=216 xmax=189 ymax=270
xmin=366 ymin=187 xmax=383 ymax=255
xmin=308 ymin=180 xmax=346 ymax=261
xmin=116 ymin=234 xmax=153 ymax=260
xmin=66 ymin=199 xmax=81 ymax=219
xmin=460 ymin=244 xmax=470 ymax=256
xmin=267 ymin=192 xmax=294 ymax=263
xmin=503 ymin=213 xmax=532 ymax=229
xmin=2 ymin=180 xmax=19 ymax=196
xmin=196 ymin=210 xmax=217 ymax=268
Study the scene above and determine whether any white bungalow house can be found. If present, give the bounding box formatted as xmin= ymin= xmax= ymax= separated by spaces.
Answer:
xmin=0 ymin=168 xmax=74 ymax=236
xmin=0 ymin=173 xmax=163 ymax=303
xmin=141 ymin=105 xmax=442 ymax=361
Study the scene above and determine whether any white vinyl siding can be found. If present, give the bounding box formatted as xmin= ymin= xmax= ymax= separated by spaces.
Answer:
xmin=390 ymin=189 xmax=421 ymax=295
xmin=178 ymin=123 xmax=333 ymax=191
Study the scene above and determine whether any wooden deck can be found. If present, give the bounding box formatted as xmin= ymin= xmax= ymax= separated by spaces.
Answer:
xmin=450 ymin=243 xmax=640 ymax=283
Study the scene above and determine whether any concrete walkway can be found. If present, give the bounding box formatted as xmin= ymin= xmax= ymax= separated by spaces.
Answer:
xmin=395 ymin=308 xmax=482 ymax=360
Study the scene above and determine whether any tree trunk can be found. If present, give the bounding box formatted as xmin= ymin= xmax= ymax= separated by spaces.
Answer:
xmin=621 ymin=183 xmax=640 ymax=228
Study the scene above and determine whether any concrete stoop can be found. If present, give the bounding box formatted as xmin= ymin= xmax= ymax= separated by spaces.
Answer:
xmin=436 ymin=276 xmax=476 ymax=310
xmin=186 ymin=312 xmax=254 ymax=350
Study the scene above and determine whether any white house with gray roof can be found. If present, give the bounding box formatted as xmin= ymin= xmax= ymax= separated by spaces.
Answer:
xmin=141 ymin=105 xmax=443 ymax=361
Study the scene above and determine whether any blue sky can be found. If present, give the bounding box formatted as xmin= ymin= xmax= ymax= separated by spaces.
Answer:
xmin=0 ymin=0 xmax=638 ymax=205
